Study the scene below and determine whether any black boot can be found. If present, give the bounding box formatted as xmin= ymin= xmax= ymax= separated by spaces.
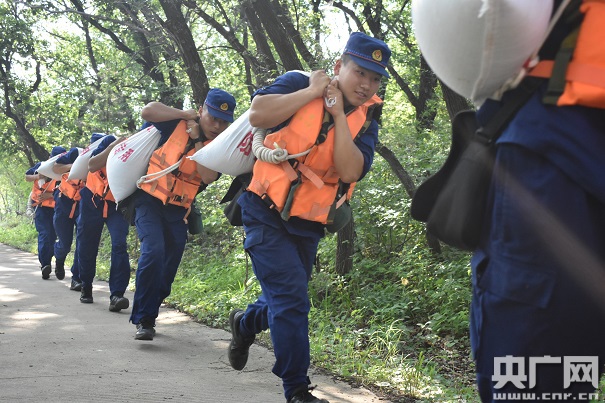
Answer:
xmin=287 ymin=385 xmax=329 ymax=403
xmin=55 ymin=260 xmax=65 ymax=280
xmin=41 ymin=265 xmax=52 ymax=280
xmin=228 ymin=309 xmax=255 ymax=370
xmin=109 ymin=295 xmax=129 ymax=312
xmin=80 ymin=285 xmax=93 ymax=303
xmin=70 ymin=278 xmax=82 ymax=291
xmin=134 ymin=320 xmax=156 ymax=341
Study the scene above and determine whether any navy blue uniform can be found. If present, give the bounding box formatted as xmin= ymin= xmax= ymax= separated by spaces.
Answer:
xmin=129 ymin=120 xmax=192 ymax=326
xmin=236 ymin=72 xmax=379 ymax=399
xmin=471 ymin=82 xmax=605 ymax=401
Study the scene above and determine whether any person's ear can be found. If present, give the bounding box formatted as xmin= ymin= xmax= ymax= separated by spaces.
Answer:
xmin=334 ymin=59 xmax=342 ymax=76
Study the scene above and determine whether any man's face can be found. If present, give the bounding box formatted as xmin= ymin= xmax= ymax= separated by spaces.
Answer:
xmin=334 ymin=58 xmax=383 ymax=107
xmin=198 ymin=105 xmax=230 ymax=140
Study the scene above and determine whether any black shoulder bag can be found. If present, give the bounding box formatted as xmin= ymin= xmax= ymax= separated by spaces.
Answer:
xmin=221 ymin=172 xmax=252 ymax=226
xmin=410 ymin=77 xmax=544 ymax=251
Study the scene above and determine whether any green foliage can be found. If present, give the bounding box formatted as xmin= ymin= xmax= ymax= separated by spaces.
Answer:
xmin=0 ymin=159 xmax=33 ymax=217
xmin=0 ymin=215 xmax=37 ymax=253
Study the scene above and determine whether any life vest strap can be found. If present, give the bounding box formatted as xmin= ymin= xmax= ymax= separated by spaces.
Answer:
xmin=543 ymin=26 xmax=581 ymax=105
xmin=301 ymin=202 xmax=330 ymax=222
xmin=335 ymin=193 xmax=347 ymax=209
xmin=259 ymin=193 xmax=277 ymax=210
xmin=280 ymin=172 xmax=302 ymax=221
xmin=281 ymin=161 xmax=299 ymax=182
xmin=248 ymin=179 xmax=277 ymax=210
xmin=297 ymin=163 xmax=324 ymax=189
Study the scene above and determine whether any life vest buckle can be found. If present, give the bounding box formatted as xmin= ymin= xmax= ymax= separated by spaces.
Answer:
xmin=260 ymin=193 xmax=276 ymax=209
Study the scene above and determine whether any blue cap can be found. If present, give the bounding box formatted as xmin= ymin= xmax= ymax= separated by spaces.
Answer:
xmin=204 ymin=88 xmax=236 ymax=123
xmin=50 ymin=146 xmax=67 ymax=157
xmin=90 ymin=132 xmax=106 ymax=144
xmin=343 ymin=32 xmax=391 ymax=78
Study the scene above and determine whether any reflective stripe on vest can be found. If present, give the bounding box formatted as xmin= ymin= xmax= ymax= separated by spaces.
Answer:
xmin=248 ymin=95 xmax=381 ymax=224
xmin=31 ymin=179 xmax=58 ymax=208
xmin=138 ymin=120 xmax=206 ymax=209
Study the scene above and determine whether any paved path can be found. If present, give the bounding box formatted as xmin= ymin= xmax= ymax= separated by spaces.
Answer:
xmin=0 ymin=244 xmax=387 ymax=402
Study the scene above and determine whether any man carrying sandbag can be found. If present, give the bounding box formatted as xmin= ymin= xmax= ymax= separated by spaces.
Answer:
xmin=129 ymin=88 xmax=236 ymax=341
xmin=51 ymin=133 xmax=106 ymax=290
xmin=226 ymin=32 xmax=391 ymax=403
xmin=76 ymin=134 xmax=131 ymax=312
xmin=25 ymin=146 xmax=66 ymax=280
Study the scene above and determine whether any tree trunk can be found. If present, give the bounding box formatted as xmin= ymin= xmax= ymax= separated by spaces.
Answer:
xmin=374 ymin=142 xmax=444 ymax=253
xmin=440 ymin=80 xmax=473 ymax=120
xmin=375 ymin=142 xmax=415 ymax=198
xmin=416 ymin=56 xmax=438 ymax=131
xmin=251 ymin=0 xmax=303 ymax=72
xmin=241 ymin=0 xmax=279 ymax=85
xmin=158 ymin=0 xmax=209 ymax=106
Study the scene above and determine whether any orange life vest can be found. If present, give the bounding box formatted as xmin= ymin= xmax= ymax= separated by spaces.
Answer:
xmin=85 ymin=168 xmax=114 ymax=218
xmin=138 ymin=120 xmax=208 ymax=209
xmin=58 ymin=173 xmax=84 ymax=218
xmin=58 ymin=173 xmax=84 ymax=201
xmin=529 ymin=0 xmax=605 ymax=109
xmin=248 ymin=95 xmax=382 ymax=224
xmin=86 ymin=168 xmax=115 ymax=202
xmin=31 ymin=179 xmax=58 ymax=208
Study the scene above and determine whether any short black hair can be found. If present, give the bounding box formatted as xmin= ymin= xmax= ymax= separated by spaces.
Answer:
xmin=340 ymin=54 xmax=352 ymax=64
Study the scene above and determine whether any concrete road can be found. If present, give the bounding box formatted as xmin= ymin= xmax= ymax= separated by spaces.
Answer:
xmin=0 ymin=244 xmax=387 ymax=402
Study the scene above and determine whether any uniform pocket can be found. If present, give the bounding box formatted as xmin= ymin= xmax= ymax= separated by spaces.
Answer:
xmin=478 ymin=261 xmax=556 ymax=309
xmin=243 ymin=226 xmax=263 ymax=251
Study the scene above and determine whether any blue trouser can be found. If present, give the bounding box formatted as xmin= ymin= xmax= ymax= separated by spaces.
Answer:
xmin=471 ymin=144 xmax=605 ymax=402
xmin=77 ymin=187 xmax=131 ymax=297
xmin=53 ymin=192 xmax=80 ymax=278
xmin=239 ymin=207 xmax=321 ymax=400
xmin=130 ymin=192 xmax=188 ymax=325
xmin=34 ymin=205 xmax=56 ymax=267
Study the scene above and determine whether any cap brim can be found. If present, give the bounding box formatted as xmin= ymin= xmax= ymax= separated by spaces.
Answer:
xmin=206 ymin=108 xmax=234 ymax=123
xmin=349 ymin=55 xmax=389 ymax=78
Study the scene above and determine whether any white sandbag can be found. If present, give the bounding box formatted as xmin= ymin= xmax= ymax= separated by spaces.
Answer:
xmin=67 ymin=137 xmax=107 ymax=180
xmin=188 ymin=109 xmax=255 ymax=177
xmin=37 ymin=150 xmax=76 ymax=180
xmin=412 ymin=0 xmax=553 ymax=105
xmin=106 ymin=125 xmax=161 ymax=203
xmin=189 ymin=71 xmax=312 ymax=177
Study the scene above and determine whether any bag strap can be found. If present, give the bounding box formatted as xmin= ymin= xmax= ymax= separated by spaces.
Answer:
xmin=475 ymin=77 xmax=546 ymax=145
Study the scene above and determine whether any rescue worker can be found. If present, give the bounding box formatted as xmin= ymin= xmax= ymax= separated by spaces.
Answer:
xmin=76 ymin=133 xmax=131 ymax=312
xmin=129 ymin=88 xmax=236 ymax=341
xmin=52 ymin=133 xmax=105 ymax=291
xmin=53 ymin=133 xmax=103 ymax=291
xmin=227 ymin=32 xmax=391 ymax=403
xmin=25 ymin=146 xmax=66 ymax=279
xmin=467 ymin=1 xmax=605 ymax=401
